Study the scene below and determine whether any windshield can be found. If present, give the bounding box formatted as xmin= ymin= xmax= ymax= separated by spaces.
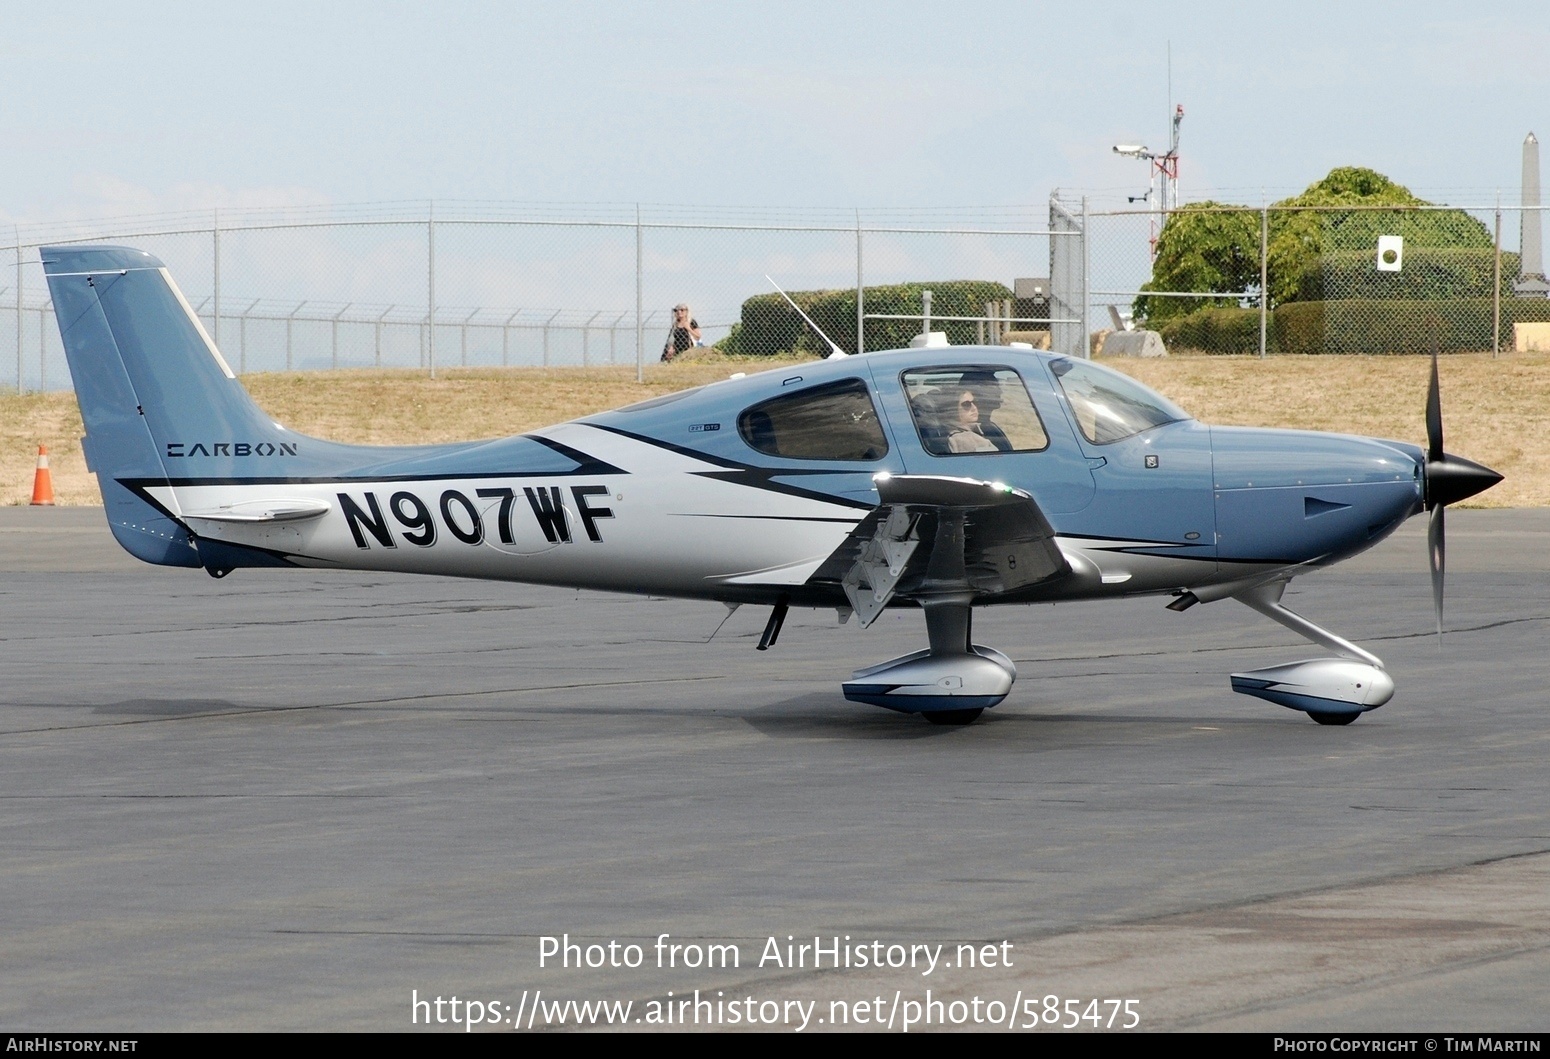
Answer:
xmin=1048 ymin=358 xmax=1188 ymax=444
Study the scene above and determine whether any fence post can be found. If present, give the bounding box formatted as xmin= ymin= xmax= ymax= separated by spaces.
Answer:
xmin=610 ymin=310 xmax=627 ymax=365
xmin=213 ymin=208 xmax=221 ymax=350
xmin=543 ymin=309 xmax=561 ymax=367
xmin=286 ymin=301 xmax=307 ymax=370
xmin=855 ymin=210 xmax=864 ymax=355
xmin=377 ymin=305 xmax=394 ymax=368
xmin=1493 ymin=201 xmax=1502 ymax=358
xmin=635 ymin=204 xmax=644 ymax=383
xmin=1080 ymin=197 xmax=1091 ymax=358
xmin=1259 ymin=206 xmax=1269 ymax=357
xmin=503 ymin=309 xmax=520 ymax=367
xmin=583 ymin=310 xmax=602 ymax=367
xmin=40 ymin=301 xmax=50 ymax=390
xmin=461 ymin=308 xmax=478 ymax=367
xmin=241 ymin=298 xmax=259 ymax=374
xmin=15 ymin=235 xmax=22 ymax=394
xmin=427 ymin=199 xmax=437 ymax=379
xmin=333 ymin=304 xmax=352 ymax=369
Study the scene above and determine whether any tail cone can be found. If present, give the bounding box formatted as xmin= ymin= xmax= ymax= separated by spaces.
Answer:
xmin=29 ymin=445 xmax=55 ymax=506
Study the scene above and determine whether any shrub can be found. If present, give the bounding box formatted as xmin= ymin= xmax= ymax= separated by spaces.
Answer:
xmin=1295 ymin=249 xmax=1521 ymax=302
xmin=1156 ymin=294 xmax=1550 ymax=355
xmin=1137 ymin=168 xmax=1498 ymax=316
xmin=1158 ymin=307 xmax=1265 ymax=354
xmin=723 ymin=280 xmax=1015 ymax=356
xmin=1273 ymin=298 xmax=1550 ymax=354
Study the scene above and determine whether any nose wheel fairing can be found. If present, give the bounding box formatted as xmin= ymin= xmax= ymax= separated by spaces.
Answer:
xmin=1231 ymin=658 xmax=1395 ymax=718
xmin=1226 ymin=581 xmax=1394 ymax=722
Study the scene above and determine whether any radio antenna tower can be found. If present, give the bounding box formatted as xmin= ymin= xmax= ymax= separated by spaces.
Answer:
xmin=1113 ymin=46 xmax=1184 ymax=257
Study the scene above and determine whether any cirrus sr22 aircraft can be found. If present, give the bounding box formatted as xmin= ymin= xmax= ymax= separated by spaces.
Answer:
xmin=43 ymin=246 xmax=1501 ymax=726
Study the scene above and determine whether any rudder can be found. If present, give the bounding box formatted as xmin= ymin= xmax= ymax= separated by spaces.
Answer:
xmin=43 ymin=245 xmax=302 ymax=567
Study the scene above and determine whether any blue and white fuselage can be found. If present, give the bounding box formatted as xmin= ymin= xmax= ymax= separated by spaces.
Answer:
xmin=43 ymin=245 xmax=1499 ymax=726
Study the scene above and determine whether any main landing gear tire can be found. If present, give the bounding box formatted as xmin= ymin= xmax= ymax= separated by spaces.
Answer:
xmin=923 ymin=708 xmax=984 ymax=726
xmin=1309 ymin=711 xmax=1360 ymax=726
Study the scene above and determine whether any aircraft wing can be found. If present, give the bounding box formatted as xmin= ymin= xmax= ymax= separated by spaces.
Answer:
xmin=811 ymin=474 xmax=1070 ymax=626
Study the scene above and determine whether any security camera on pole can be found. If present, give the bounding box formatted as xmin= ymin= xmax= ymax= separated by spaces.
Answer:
xmin=1114 ymin=103 xmax=1184 ymax=259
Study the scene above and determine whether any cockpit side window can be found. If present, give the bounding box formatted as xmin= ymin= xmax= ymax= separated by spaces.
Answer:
xmin=901 ymin=366 xmax=1049 ymax=456
xmin=737 ymin=378 xmax=889 ymax=461
xmin=1047 ymin=357 xmax=1188 ymax=444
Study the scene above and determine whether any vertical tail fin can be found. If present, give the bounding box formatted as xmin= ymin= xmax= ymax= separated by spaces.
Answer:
xmin=42 ymin=245 xmax=299 ymax=566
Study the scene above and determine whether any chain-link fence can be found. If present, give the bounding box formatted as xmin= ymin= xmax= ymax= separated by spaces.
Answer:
xmin=13 ymin=197 xmax=1545 ymax=392
xmin=2 ymin=203 xmax=1079 ymax=392
xmin=1085 ymin=201 xmax=1550 ymax=356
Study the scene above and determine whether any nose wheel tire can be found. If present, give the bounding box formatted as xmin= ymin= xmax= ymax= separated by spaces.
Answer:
xmin=1308 ymin=711 xmax=1360 ymax=726
xmin=923 ymin=708 xmax=984 ymax=726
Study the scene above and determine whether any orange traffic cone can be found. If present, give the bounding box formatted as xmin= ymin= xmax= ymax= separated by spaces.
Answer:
xmin=30 ymin=445 xmax=55 ymax=506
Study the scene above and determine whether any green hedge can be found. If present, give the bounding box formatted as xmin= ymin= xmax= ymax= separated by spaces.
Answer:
xmin=1293 ymin=248 xmax=1522 ymax=302
xmin=718 ymin=280 xmax=1014 ymax=357
xmin=1154 ymin=297 xmax=1550 ymax=355
xmin=1276 ymin=298 xmax=1550 ymax=354
xmin=1157 ymin=307 xmax=1264 ymax=354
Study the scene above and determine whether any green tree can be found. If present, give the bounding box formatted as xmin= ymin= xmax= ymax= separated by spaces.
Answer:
xmin=1134 ymin=202 xmax=1260 ymax=324
xmin=1135 ymin=167 xmax=1493 ymax=323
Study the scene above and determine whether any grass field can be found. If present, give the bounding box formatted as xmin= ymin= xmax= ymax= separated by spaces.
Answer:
xmin=4 ymin=351 xmax=1544 ymax=508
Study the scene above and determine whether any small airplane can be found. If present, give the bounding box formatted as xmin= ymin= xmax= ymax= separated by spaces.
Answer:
xmin=43 ymin=245 xmax=1501 ymax=726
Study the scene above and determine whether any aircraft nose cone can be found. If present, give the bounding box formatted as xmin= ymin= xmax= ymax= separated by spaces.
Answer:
xmin=1426 ymin=452 xmax=1503 ymax=508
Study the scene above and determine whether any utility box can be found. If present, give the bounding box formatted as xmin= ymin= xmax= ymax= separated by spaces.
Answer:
xmin=1514 ymin=322 xmax=1550 ymax=352
xmin=1013 ymin=277 xmax=1051 ymax=332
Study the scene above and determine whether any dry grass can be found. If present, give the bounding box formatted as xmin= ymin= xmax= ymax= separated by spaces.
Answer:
xmin=1106 ymin=353 xmax=1550 ymax=508
xmin=4 ymin=351 xmax=1545 ymax=508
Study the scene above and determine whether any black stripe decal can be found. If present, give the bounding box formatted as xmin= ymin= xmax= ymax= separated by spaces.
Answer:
xmin=582 ymin=424 xmax=878 ymax=511
xmin=666 ymin=514 xmax=863 ymax=523
xmin=525 ymin=434 xmax=627 ymax=475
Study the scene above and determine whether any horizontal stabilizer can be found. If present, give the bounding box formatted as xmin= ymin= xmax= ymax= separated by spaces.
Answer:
xmin=180 ymin=499 xmax=333 ymax=524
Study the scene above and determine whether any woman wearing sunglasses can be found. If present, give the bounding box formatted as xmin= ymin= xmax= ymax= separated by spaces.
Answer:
xmin=946 ymin=390 xmax=998 ymax=453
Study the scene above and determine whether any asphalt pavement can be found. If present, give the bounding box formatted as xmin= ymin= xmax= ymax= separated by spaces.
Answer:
xmin=1 ymin=506 xmax=1547 ymax=1032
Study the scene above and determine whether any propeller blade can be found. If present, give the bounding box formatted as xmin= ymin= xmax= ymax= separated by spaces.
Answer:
xmin=1425 ymin=347 xmax=1444 ymax=468
xmin=1428 ymin=502 xmax=1445 ymax=642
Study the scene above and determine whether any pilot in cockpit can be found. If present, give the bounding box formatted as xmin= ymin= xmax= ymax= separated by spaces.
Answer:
xmin=957 ymin=370 xmax=1013 ymax=452
xmin=945 ymin=389 xmax=998 ymax=453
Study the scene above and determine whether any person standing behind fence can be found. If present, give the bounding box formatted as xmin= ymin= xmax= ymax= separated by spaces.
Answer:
xmin=662 ymin=303 xmax=702 ymax=362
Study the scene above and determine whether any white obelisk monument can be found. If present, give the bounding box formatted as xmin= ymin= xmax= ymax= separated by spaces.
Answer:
xmin=1517 ymin=132 xmax=1550 ymax=297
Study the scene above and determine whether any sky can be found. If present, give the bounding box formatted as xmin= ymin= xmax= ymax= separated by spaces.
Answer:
xmin=2 ymin=0 xmax=1547 ymax=227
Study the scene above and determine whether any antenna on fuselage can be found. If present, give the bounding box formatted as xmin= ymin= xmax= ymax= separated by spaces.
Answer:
xmin=765 ymin=276 xmax=849 ymax=359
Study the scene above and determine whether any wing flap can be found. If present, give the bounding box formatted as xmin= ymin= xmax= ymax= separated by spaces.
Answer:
xmin=816 ymin=474 xmax=1069 ymax=626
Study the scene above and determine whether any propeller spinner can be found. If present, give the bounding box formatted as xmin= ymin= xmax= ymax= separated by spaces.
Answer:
xmin=1423 ymin=351 xmax=1503 ymax=638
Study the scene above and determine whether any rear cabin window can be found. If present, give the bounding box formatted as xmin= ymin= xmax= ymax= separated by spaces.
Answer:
xmin=737 ymin=378 xmax=889 ymax=461
xmin=901 ymin=367 xmax=1049 ymax=456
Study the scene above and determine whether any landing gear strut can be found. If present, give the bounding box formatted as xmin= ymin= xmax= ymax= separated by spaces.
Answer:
xmin=1228 ymin=581 xmax=1394 ymax=724
xmin=836 ymin=474 xmax=1066 ymax=725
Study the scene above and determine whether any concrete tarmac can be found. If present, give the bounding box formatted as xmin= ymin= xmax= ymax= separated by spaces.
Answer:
xmin=1 ymin=507 xmax=1547 ymax=1032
